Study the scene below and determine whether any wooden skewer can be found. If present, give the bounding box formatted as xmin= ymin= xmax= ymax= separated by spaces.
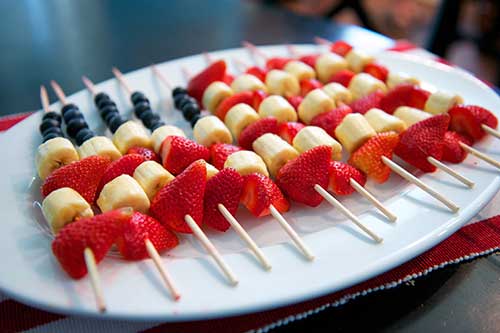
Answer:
xmin=427 ymin=156 xmax=475 ymax=188
xmin=459 ymin=142 xmax=500 ymax=170
xmin=83 ymin=247 xmax=106 ymax=313
xmin=184 ymin=215 xmax=239 ymax=285
xmin=82 ymin=76 xmax=98 ymax=96
xmin=203 ymin=52 xmax=214 ymax=65
xmin=314 ymin=185 xmax=383 ymax=243
xmin=242 ymin=41 xmax=268 ymax=60
xmin=314 ymin=36 xmax=331 ymax=46
xmin=112 ymin=67 xmax=133 ymax=95
xmin=285 ymin=44 xmax=299 ymax=57
xmin=349 ymin=178 xmax=397 ymax=222
xmin=151 ymin=64 xmax=172 ymax=90
xmin=382 ymin=156 xmax=460 ymax=212
xmin=232 ymin=57 xmax=250 ymax=73
xmin=50 ymin=80 xmax=68 ymax=105
xmin=40 ymin=86 xmax=52 ymax=113
xmin=482 ymin=124 xmax=500 ymax=140
xmin=145 ymin=239 xmax=181 ymax=300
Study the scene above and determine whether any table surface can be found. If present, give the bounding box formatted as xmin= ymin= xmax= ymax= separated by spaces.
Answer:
xmin=1 ymin=0 xmax=499 ymax=332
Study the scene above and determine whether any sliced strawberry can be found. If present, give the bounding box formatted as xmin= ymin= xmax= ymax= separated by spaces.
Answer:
xmin=310 ymin=104 xmax=352 ymax=138
xmin=238 ymin=117 xmax=279 ymax=150
xmin=203 ymin=168 xmax=244 ymax=231
xmin=286 ymin=95 xmax=303 ymax=111
xmin=187 ymin=60 xmax=227 ymax=104
xmin=150 ymin=160 xmax=207 ymax=233
xmin=97 ymin=154 xmax=146 ymax=195
xmin=222 ymin=73 xmax=234 ymax=85
xmin=349 ymin=132 xmax=400 ymax=183
xmin=329 ymin=69 xmax=355 ymax=87
xmin=330 ymin=40 xmax=353 ymax=57
xmin=278 ymin=122 xmax=305 ymax=144
xmin=265 ymin=57 xmax=292 ymax=70
xmin=241 ymin=173 xmax=289 ymax=217
xmin=349 ymin=90 xmax=384 ymax=114
xmin=300 ymin=78 xmax=323 ymax=96
xmin=442 ymin=131 xmax=472 ymax=163
xmin=52 ymin=208 xmax=131 ymax=279
xmin=379 ymin=84 xmax=431 ymax=114
xmin=363 ymin=62 xmax=389 ymax=82
xmin=246 ymin=66 xmax=268 ymax=82
xmin=215 ymin=91 xmax=254 ymax=120
xmin=209 ymin=143 xmax=243 ymax=170
xmin=41 ymin=155 xmax=111 ymax=203
xmin=161 ymin=136 xmax=210 ymax=175
xmin=449 ymin=104 xmax=498 ymax=142
xmin=252 ymin=90 xmax=268 ymax=109
xmin=395 ymin=114 xmax=450 ymax=172
xmin=298 ymin=54 xmax=320 ymax=68
xmin=328 ymin=161 xmax=366 ymax=196
xmin=127 ymin=146 xmax=161 ymax=163
xmin=276 ymin=146 xmax=331 ymax=207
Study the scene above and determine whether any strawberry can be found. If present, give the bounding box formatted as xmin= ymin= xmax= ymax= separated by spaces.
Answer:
xmin=298 ymin=54 xmax=320 ymax=68
xmin=300 ymin=78 xmax=323 ymax=96
xmin=349 ymin=132 xmax=400 ymax=183
xmin=349 ymin=90 xmax=384 ymax=114
xmin=265 ymin=57 xmax=292 ymax=70
xmin=238 ymin=117 xmax=279 ymax=150
xmin=210 ymin=143 xmax=243 ymax=170
xmin=241 ymin=173 xmax=289 ymax=217
xmin=41 ymin=155 xmax=111 ymax=203
xmin=215 ymin=91 xmax=254 ymax=120
xmin=203 ymin=168 xmax=244 ymax=231
xmin=187 ymin=60 xmax=227 ymax=104
xmin=363 ymin=62 xmax=389 ymax=82
xmin=127 ymin=146 xmax=161 ymax=163
xmin=97 ymin=154 xmax=146 ymax=195
xmin=395 ymin=114 xmax=450 ymax=172
xmin=329 ymin=69 xmax=355 ymax=87
xmin=116 ymin=212 xmax=178 ymax=260
xmin=442 ymin=131 xmax=472 ymax=163
xmin=246 ymin=66 xmax=267 ymax=82
xmin=328 ymin=161 xmax=367 ymax=195
xmin=286 ymin=95 xmax=303 ymax=111
xmin=276 ymin=146 xmax=331 ymax=207
xmin=222 ymin=73 xmax=234 ymax=85
xmin=150 ymin=160 xmax=207 ymax=233
xmin=160 ymin=136 xmax=210 ymax=175
xmin=252 ymin=90 xmax=268 ymax=109
xmin=52 ymin=208 xmax=131 ymax=279
xmin=310 ymin=104 xmax=352 ymax=138
xmin=278 ymin=122 xmax=305 ymax=144
xmin=379 ymin=84 xmax=431 ymax=114
xmin=449 ymin=104 xmax=498 ymax=142
xmin=330 ymin=40 xmax=352 ymax=57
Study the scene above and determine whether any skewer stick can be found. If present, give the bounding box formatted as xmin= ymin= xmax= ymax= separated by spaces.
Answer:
xmin=50 ymin=80 xmax=68 ymax=105
xmin=111 ymin=67 xmax=133 ymax=95
xmin=40 ymin=86 xmax=51 ymax=113
xmin=218 ymin=204 xmax=272 ymax=270
xmin=482 ymin=124 xmax=500 ymax=140
xmin=314 ymin=36 xmax=331 ymax=46
xmin=285 ymin=44 xmax=299 ymax=57
xmin=459 ymin=142 xmax=500 ymax=170
xmin=427 ymin=156 xmax=475 ymax=188
xmin=83 ymin=248 xmax=106 ymax=313
xmin=381 ymin=156 xmax=459 ymax=212
xmin=314 ymin=185 xmax=383 ymax=243
xmin=203 ymin=52 xmax=214 ymax=65
xmin=349 ymin=178 xmax=397 ymax=222
xmin=151 ymin=65 xmax=172 ymax=90
xmin=82 ymin=76 xmax=98 ymax=96
xmin=145 ymin=239 xmax=181 ymax=300
xmin=242 ymin=41 xmax=268 ymax=60
xmin=269 ymin=205 xmax=315 ymax=260
xmin=184 ymin=215 xmax=239 ymax=286
xmin=232 ymin=57 xmax=250 ymax=73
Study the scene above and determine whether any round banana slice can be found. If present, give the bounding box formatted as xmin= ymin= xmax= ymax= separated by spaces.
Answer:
xmin=253 ymin=133 xmax=299 ymax=177
xmin=348 ymin=73 xmax=387 ymax=100
xmin=293 ymin=126 xmax=342 ymax=160
xmin=36 ymin=137 xmax=79 ymax=180
xmin=344 ymin=49 xmax=374 ymax=73
xmin=393 ymin=106 xmax=431 ymax=127
xmin=225 ymin=103 xmax=260 ymax=139
xmin=151 ymin=125 xmax=186 ymax=153
xmin=335 ymin=113 xmax=376 ymax=153
xmin=424 ymin=90 xmax=464 ymax=115
xmin=364 ymin=108 xmax=406 ymax=134
xmin=283 ymin=60 xmax=316 ymax=81
xmin=231 ymin=74 xmax=267 ymax=93
xmin=298 ymin=88 xmax=335 ymax=124
xmin=77 ymin=136 xmax=122 ymax=161
xmin=387 ymin=72 xmax=420 ymax=90
xmin=224 ymin=150 xmax=269 ymax=177
xmin=315 ymin=53 xmax=348 ymax=83
xmin=97 ymin=174 xmax=150 ymax=213
xmin=265 ymin=70 xmax=300 ymax=97
xmin=258 ymin=95 xmax=297 ymax=123
xmin=133 ymin=160 xmax=174 ymax=200
xmin=193 ymin=115 xmax=232 ymax=147
xmin=202 ymin=81 xmax=233 ymax=113
xmin=112 ymin=120 xmax=152 ymax=154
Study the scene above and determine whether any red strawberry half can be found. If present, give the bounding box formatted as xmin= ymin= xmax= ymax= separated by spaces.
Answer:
xmin=298 ymin=54 xmax=320 ymax=68
xmin=97 ymin=154 xmax=146 ymax=195
xmin=278 ymin=122 xmax=305 ymax=144
xmin=276 ymin=145 xmax=331 ymax=207
xmin=245 ymin=66 xmax=268 ymax=82
xmin=215 ymin=91 xmax=253 ymax=120
xmin=150 ymin=160 xmax=207 ymax=233
xmin=286 ymin=96 xmax=303 ymax=111
xmin=238 ymin=117 xmax=279 ymax=150
xmin=379 ymin=84 xmax=431 ymax=114
xmin=127 ymin=146 xmax=161 ymax=163
xmin=41 ymin=155 xmax=111 ymax=203
xmin=52 ymin=208 xmax=132 ymax=279
xmin=161 ymin=136 xmax=209 ymax=175
xmin=203 ymin=168 xmax=244 ymax=231
xmin=349 ymin=90 xmax=384 ymax=114
xmin=265 ymin=57 xmax=292 ymax=70
xmin=329 ymin=69 xmax=355 ymax=87
xmin=300 ymin=78 xmax=323 ymax=97
xmin=209 ymin=143 xmax=242 ymax=170
xmin=395 ymin=114 xmax=450 ymax=172
xmin=311 ymin=104 xmax=352 ymax=138
xmin=116 ymin=211 xmax=178 ymax=260
xmin=252 ymin=90 xmax=268 ymax=109
xmin=330 ymin=40 xmax=353 ymax=57
xmin=442 ymin=131 xmax=472 ymax=163
xmin=449 ymin=104 xmax=498 ymax=142
xmin=363 ymin=62 xmax=389 ymax=82
xmin=187 ymin=60 xmax=227 ymax=104
xmin=241 ymin=173 xmax=289 ymax=217
xmin=328 ymin=161 xmax=367 ymax=196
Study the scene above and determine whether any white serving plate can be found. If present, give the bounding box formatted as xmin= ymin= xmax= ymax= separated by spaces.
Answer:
xmin=0 ymin=45 xmax=499 ymax=321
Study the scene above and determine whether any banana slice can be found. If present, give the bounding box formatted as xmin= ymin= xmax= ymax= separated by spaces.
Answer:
xmin=386 ymin=71 xmax=420 ymax=90
xmin=344 ymin=49 xmax=374 ymax=73
xmin=364 ymin=108 xmax=406 ymax=134
xmin=292 ymin=126 xmax=342 ymax=160
xmin=193 ymin=115 xmax=232 ymax=147
xmin=335 ymin=113 xmax=376 ymax=153
xmin=283 ymin=60 xmax=316 ymax=81
xmin=424 ymin=90 xmax=464 ymax=115
xmin=151 ymin=125 xmax=186 ymax=153
xmin=253 ymin=133 xmax=299 ymax=177
xmin=315 ymin=53 xmax=348 ymax=83
xmin=258 ymin=95 xmax=297 ymax=123
xmin=224 ymin=150 xmax=269 ymax=177
xmin=78 ymin=136 xmax=122 ymax=161
xmin=133 ymin=160 xmax=174 ymax=200
xmin=393 ymin=106 xmax=431 ymax=127
xmin=202 ymin=81 xmax=233 ymax=113
xmin=231 ymin=74 xmax=268 ymax=93
xmin=112 ymin=120 xmax=152 ymax=154
xmin=298 ymin=88 xmax=335 ymax=124
xmin=42 ymin=187 xmax=94 ymax=234
xmin=36 ymin=137 xmax=79 ymax=180
xmin=348 ymin=73 xmax=387 ymax=100
xmin=265 ymin=69 xmax=300 ymax=97
xmin=205 ymin=162 xmax=219 ymax=179
xmin=97 ymin=174 xmax=150 ymax=213
xmin=225 ymin=103 xmax=260 ymax=139
xmin=322 ymin=82 xmax=353 ymax=104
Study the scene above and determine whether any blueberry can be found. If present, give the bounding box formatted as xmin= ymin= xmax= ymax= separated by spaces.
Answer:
xmin=42 ymin=132 xmax=61 ymax=142
xmin=109 ymin=115 xmax=126 ymax=133
xmin=174 ymin=94 xmax=188 ymax=109
xmin=94 ymin=92 xmax=110 ymax=106
xmin=42 ymin=111 xmax=62 ymax=123
xmin=63 ymin=108 xmax=84 ymax=124
xmin=138 ymin=109 xmax=154 ymax=122
xmin=182 ymin=103 xmax=200 ymax=121
xmin=75 ymin=128 xmax=94 ymax=145
xmin=97 ymin=99 xmax=116 ymax=110
xmin=172 ymin=87 xmax=187 ymax=97
xmin=100 ymin=104 xmax=119 ymax=120
xmin=39 ymin=118 xmax=60 ymax=134
xmin=143 ymin=113 xmax=161 ymax=129
xmin=179 ymin=96 xmax=197 ymax=110
xmin=42 ymin=126 xmax=62 ymax=137
xmin=66 ymin=118 xmax=89 ymax=138
xmin=104 ymin=110 xmax=120 ymax=125
xmin=61 ymin=103 xmax=79 ymax=116
xmin=190 ymin=114 xmax=202 ymax=127
xmin=131 ymin=91 xmax=149 ymax=105
xmin=134 ymin=101 xmax=151 ymax=118
xmin=150 ymin=120 xmax=166 ymax=131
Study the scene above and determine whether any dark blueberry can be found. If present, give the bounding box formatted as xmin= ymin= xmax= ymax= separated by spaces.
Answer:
xmin=190 ymin=114 xmax=202 ymax=127
xmin=182 ymin=103 xmax=200 ymax=121
xmin=131 ymin=91 xmax=149 ymax=105
xmin=94 ymin=92 xmax=110 ymax=106
xmin=75 ymin=128 xmax=94 ymax=145
xmin=97 ymin=99 xmax=116 ymax=110
xmin=42 ymin=111 xmax=62 ymax=123
xmin=179 ymin=96 xmax=198 ymax=110
xmin=150 ymin=120 xmax=166 ymax=131
xmin=138 ymin=109 xmax=154 ymax=122
xmin=39 ymin=118 xmax=60 ymax=134
xmin=100 ymin=104 xmax=119 ymax=120
xmin=104 ymin=110 xmax=120 ymax=125
xmin=172 ymin=87 xmax=188 ymax=97
xmin=173 ymin=94 xmax=188 ymax=109
xmin=63 ymin=108 xmax=84 ymax=124
xmin=42 ymin=132 xmax=61 ymax=142
xmin=134 ymin=101 xmax=151 ymax=118
xmin=143 ymin=113 xmax=161 ymax=129
xmin=109 ymin=115 xmax=127 ymax=133
xmin=66 ymin=118 xmax=89 ymax=138
xmin=61 ymin=103 xmax=79 ymax=116
xmin=41 ymin=126 xmax=63 ymax=137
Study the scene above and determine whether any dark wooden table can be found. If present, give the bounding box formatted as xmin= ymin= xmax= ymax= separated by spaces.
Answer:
xmin=1 ymin=0 xmax=499 ymax=332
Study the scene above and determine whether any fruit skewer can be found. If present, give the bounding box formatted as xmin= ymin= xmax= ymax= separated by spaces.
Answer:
xmin=153 ymin=65 xmax=314 ymax=261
